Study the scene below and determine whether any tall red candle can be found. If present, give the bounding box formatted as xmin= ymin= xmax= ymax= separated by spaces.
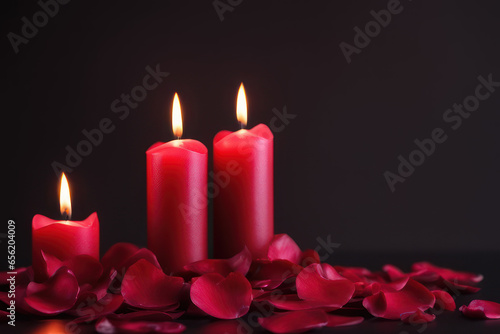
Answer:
xmin=32 ymin=173 xmax=99 ymax=281
xmin=213 ymin=83 xmax=274 ymax=259
xmin=147 ymin=93 xmax=208 ymax=274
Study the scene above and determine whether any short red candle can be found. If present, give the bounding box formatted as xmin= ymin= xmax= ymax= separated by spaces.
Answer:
xmin=32 ymin=213 xmax=99 ymax=281
xmin=32 ymin=173 xmax=99 ymax=281
xmin=147 ymin=93 xmax=208 ymax=274
xmin=213 ymin=84 xmax=274 ymax=259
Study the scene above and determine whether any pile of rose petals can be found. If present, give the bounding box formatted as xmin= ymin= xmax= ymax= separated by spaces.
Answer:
xmin=1 ymin=234 xmax=500 ymax=333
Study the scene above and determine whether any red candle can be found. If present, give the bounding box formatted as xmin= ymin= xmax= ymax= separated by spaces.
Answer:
xmin=147 ymin=93 xmax=208 ymax=274
xmin=213 ymin=83 xmax=274 ymax=259
xmin=32 ymin=173 xmax=99 ymax=281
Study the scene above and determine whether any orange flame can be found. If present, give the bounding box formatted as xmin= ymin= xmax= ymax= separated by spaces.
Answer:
xmin=172 ymin=92 xmax=183 ymax=138
xmin=59 ymin=173 xmax=72 ymax=219
xmin=236 ymin=83 xmax=247 ymax=127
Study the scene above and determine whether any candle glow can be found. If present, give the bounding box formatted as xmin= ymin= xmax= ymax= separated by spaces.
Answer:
xmin=59 ymin=172 xmax=72 ymax=219
xmin=172 ymin=92 xmax=183 ymax=139
xmin=236 ymin=83 xmax=247 ymax=127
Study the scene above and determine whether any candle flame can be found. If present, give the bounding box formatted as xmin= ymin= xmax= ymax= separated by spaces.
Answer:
xmin=236 ymin=83 xmax=247 ymax=127
xmin=59 ymin=173 xmax=72 ymax=220
xmin=172 ymin=92 xmax=183 ymax=139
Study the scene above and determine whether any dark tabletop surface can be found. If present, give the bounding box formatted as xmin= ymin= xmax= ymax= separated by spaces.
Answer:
xmin=2 ymin=251 xmax=500 ymax=334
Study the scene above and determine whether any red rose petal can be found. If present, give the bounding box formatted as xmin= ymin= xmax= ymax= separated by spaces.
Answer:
xmin=401 ymin=309 xmax=436 ymax=324
xmin=326 ymin=314 xmax=364 ymax=327
xmin=296 ymin=263 xmax=355 ymax=308
xmin=460 ymin=300 xmax=500 ymax=319
xmin=190 ymin=272 xmax=252 ymax=319
xmin=334 ymin=266 xmax=372 ymax=283
xmin=362 ymin=279 xmax=435 ymax=320
xmin=25 ymin=267 xmax=80 ymax=315
xmin=258 ymin=310 xmax=328 ymax=333
xmin=412 ymin=262 xmax=483 ymax=285
xmin=68 ymin=293 xmax=124 ymax=320
xmin=432 ymin=290 xmax=456 ymax=311
xmin=248 ymin=260 xmax=303 ymax=290
xmin=268 ymin=234 xmax=302 ymax=265
xmin=263 ymin=294 xmax=339 ymax=311
xmin=123 ymin=248 xmax=162 ymax=272
xmin=299 ymin=249 xmax=320 ymax=267
xmin=43 ymin=252 xmax=103 ymax=286
xmin=184 ymin=247 xmax=251 ymax=276
xmin=96 ymin=317 xmax=185 ymax=333
xmin=383 ymin=264 xmax=407 ymax=282
xmin=121 ymin=259 xmax=184 ymax=310
xmin=101 ymin=242 xmax=140 ymax=272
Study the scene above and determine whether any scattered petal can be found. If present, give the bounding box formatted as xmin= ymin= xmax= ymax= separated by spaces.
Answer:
xmin=43 ymin=252 xmax=103 ymax=286
xmin=296 ymin=263 xmax=355 ymax=308
xmin=190 ymin=272 xmax=252 ymax=319
xmin=401 ymin=309 xmax=436 ymax=324
xmin=68 ymin=293 xmax=124 ymax=320
xmin=299 ymin=249 xmax=320 ymax=267
xmin=121 ymin=259 xmax=184 ymax=310
xmin=248 ymin=260 xmax=302 ymax=289
xmin=258 ymin=310 xmax=328 ymax=333
xmin=268 ymin=234 xmax=302 ymax=265
xmin=96 ymin=317 xmax=185 ymax=333
xmin=412 ymin=262 xmax=483 ymax=285
xmin=184 ymin=247 xmax=251 ymax=276
xmin=460 ymin=300 xmax=500 ymax=319
xmin=326 ymin=314 xmax=364 ymax=327
xmin=362 ymin=279 xmax=435 ymax=320
xmin=432 ymin=290 xmax=456 ymax=311
xmin=25 ymin=267 xmax=80 ymax=315
xmin=263 ymin=294 xmax=339 ymax=311
xmin=101 ymin=242 xmax=140 ymax=272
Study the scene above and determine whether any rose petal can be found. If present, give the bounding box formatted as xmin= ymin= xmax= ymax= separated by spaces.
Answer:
xmin=258 ymin=310 xmax=328 ymax=333
xmin=326 ymin=314 xmax=364 ymax=327
xmin=362 ymin=279 xmax=435 ymax=320
xmin=383 ymin=264 xmax=407 ymax=282
xmin=96 ymin=317 xmax=185 ymax=333
xmin=121 ymin=259 xmax=184 ymax=310
xmin=68 ymin=293 xmax=124 ymax=320
xmin=184 ymin=247 xmax=251 ymax=276
xmin=334 ymin=266 xmax=372 ymax=283
xmin=262 ymin=294 xmax=339 ymax=311
xmin=268 ymin=234 xmax=302 ymax=265
xmin=401 ymin=309 xmax=436 ymax=324
xmin=296 ymin=263 xmax=355 ymax=308
xmin=25 ymin=266 xmax=80 ymax=315
xmin=101 ymin=242 xmax=140 ymax=272
xmin=248 ymin=260 xmax=302 ymax=290
xmin=431 ymin=290 xmax=456 ymax=311
xmin=412 ymin=262 xmax=483 ymax=285
xmin=299 ymin=249 xmax=320 ymax=267
xmin=190 ymin=272 xmax=252 ymax=319
xmin=460 ymin=300 xmax=500 ymax=319
xmin=78 ymin=268 xmax=117 ymax=303
xmin=43 ymin=252 xmax=103 ymax=286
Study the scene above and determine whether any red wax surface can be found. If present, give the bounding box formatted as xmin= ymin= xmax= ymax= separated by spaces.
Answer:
xmin=213 ymin=124 xmax=274 ymax=259
xmin=32 ymin=212 xmax=99 ymax=282
xmin=147 ymin=139 xmax=208 ymax=274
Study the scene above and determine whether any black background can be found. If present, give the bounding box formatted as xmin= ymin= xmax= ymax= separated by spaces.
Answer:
xmin=3 ymin=0 xmax=500 ymax=267
xmin=3 ymin=1 xmax=500 ymax=333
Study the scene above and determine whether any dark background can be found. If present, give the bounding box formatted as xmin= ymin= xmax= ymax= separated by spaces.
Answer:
xmin=3 ymin=0 xmax=500 ymax=269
